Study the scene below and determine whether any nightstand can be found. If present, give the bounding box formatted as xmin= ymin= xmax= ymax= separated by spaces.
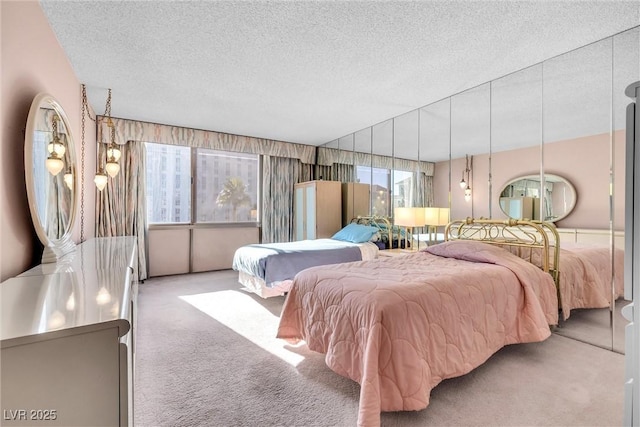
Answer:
xmin=378 ymin=248 xmax=415 ymax=257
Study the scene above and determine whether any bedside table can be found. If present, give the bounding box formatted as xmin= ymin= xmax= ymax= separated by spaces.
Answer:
xmin=378 ymin=248 xmax=415 ymax=257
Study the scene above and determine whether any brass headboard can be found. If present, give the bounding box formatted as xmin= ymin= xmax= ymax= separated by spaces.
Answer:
xmin=445 ymin=218 xmax=560 ymax=287
xmin=351 ymin=215 xmax=394 ymax=243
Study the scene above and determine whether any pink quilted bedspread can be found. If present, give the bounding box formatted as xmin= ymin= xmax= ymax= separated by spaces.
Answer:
xmin=557 ymin=244 xmax=625 ymax=320
xmin=506 ymin=243 xmax=625 ymax=320
xmin=277 ymin=241 xmax=558 ymax=427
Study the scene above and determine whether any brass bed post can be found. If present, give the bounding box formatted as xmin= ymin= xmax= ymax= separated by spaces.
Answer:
xmin=444 ymin=217 xmax=561 ymax=293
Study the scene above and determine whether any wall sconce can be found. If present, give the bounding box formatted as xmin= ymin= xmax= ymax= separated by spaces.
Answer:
xmin=80 ymin=85 xmax=123 ymax=191
xmin=394 ymin=207 xmax=425 ymax=251
xmin=45 ymin=115 xmax=65 ymax=176
xmin=460 ymin=154 xmax=473 ymax=202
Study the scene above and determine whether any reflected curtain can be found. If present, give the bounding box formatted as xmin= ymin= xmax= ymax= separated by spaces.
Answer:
xmin=46 ymin=176 xmax=66 ymax=239
xmin=544 ymin=182 xmax=553 ymax=220
xmin=315 ymin=164 xmax=332 ymax=181
xmin=262 ymin=156 xmax=311 ymax=243
xmin=313 ymin=163 xmax=354 ymax=183
xmin=95 ymin=140 xmax=148 ymax=280
xmin=411 ymin=172 xmax=434 ymax=207
xmin=332 ymin=163 xmax=354 ymax=182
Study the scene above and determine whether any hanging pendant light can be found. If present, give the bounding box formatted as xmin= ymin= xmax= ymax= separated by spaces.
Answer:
xmin=460 ymin=154 xmax=473 ymax=202
xmin=46 ymin=153 xmax=64 ymax=176
xmin=46 ymin=115 xmax=65 ymax=175
xmin=81 ymin=86 xmax=124 ymax=191
xmin=103 ymin=104 xmax=120 ymax=179
xmin=47 ymin=139 xmax=66 ymax=156
xmin=94 ymin=170 xmax=108 ymax=191
xmin=107 ymin=145 xmax=122 ymax=162
xmin=63 ymin=172 xmax=74 ymax=190
xmin=105 ymin=156 xmax=120 ymax=178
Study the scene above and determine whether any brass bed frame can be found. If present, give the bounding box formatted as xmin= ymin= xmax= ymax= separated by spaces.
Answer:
xmin=350 ymin=215 xmax=397 ymax=247
xmin=445 ymin=218 xmax=562 ymax=304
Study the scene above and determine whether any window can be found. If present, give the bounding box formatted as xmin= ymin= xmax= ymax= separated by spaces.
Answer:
xmin=356 ymin=166 xmax=415 ymax=216
xmin=357 ymin=166 xmax=391 ymax=217
xmin=393 ymin=170 xmax=413 ymax=208
xmin=146 ymin=143 xmax=191 ymax=224
xmin=146 ymin=144 xmax=260 ymax=224
xmin=195 ymin=149 xmax=259 ymax=223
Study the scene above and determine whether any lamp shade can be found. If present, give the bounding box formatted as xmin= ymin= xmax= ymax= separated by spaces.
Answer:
xmin=394 ymin=207 xmax=425 ymax=227
xmin=107 ymin=145 xmax=122 ymax=162
xmin=63 ymin=172 xmax=73 ymax=190
xmin=437 ymin=208 xmax=450 ymax=225
xmin=424 ymin=207 xmax=440 ymax=226
xmin=105 ymin=160 xmax=120 ymax=178
xmin=46 ymin=156 xmax=64 ymax=176
xmin=425 ymin=207 xmax=451 ymax=226
xmin=94 ymin=173 xmax=108 ymax=191
xmin=47 ymin=140 xmax=66 ymax=156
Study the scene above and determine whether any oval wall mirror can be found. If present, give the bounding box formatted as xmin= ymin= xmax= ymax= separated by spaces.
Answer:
xmin=24 ymin=93 xmax=77 ymax=263
xmin=499 ymin=173 xmax=577 ymax=222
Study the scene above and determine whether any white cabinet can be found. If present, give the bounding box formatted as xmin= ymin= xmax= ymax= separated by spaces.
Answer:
xmin=294 ymin=180 xmax=342 ymax=240
xmin=499 ymin=196 xmax=540 ymax=220
xmin=1 ymin=237 xmax=137 ymax=426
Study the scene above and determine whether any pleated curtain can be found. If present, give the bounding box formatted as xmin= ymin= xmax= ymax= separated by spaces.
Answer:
xmin=411 ymin=172 xmax=435 ymax=207
xmin=95 ymin=140 xmax=148 ymax=280
xmin=261 ymin=156 xmax=312 ymax=243
xmin=332 ymin=163 xmax=354 ymax=183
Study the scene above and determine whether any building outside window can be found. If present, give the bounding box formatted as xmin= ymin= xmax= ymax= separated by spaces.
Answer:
xmin=356 ymin=166 xmax=414 ymax=216
xmin=195 ymin=149 xmax=258 ymax=223
xmin=146 ymin=143 xmax=191 ymax=224
xmin=145 ymin=143 xmax=259 ymax=224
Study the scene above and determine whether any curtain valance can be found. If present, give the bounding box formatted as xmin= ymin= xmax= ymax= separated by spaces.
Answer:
xmin=99 ymin=116 xmax=317 ymax=164
xmin=317 ymin=147 xmax=435 ymax=176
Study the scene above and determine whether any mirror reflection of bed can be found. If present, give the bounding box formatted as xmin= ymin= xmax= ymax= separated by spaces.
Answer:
xmin=552 ymin=228 xmax=628 ymax=353
xmin=495 ymin=172 xmax=626 ymax=352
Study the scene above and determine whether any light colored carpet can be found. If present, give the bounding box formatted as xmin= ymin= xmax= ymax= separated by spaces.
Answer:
xmin=134 ymin=270 xmax=624 ymax=427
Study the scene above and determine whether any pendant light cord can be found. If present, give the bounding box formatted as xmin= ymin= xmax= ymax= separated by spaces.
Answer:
xmin=80 ymin=84 xmax=96 ymax=242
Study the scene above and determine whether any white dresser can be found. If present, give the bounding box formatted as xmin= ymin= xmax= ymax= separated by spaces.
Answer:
xmin=1 ymin=237 xmax=138 ymax=426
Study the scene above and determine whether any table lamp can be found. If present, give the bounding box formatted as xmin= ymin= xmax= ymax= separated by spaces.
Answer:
xmin=424 ymin=207 xmax=450 ymax=245
xmin=394 ymin=207 xmax=425 ymax=250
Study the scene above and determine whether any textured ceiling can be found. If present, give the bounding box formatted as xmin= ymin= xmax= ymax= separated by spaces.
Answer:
xmin=40 ymin=1 xmax=639 ymax=155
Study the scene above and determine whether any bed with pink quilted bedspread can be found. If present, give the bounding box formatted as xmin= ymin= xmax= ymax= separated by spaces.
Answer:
xmin=507 ymin=242 xmax=625 ymax=320
xmin=556 ymin=243 xmax=625 ymax=320
xmin=277 ymin=240 xmax=558 ymax=426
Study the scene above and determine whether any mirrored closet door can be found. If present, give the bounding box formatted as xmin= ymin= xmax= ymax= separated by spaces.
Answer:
xmin=323 ymin=25 xmax=640 ymax=353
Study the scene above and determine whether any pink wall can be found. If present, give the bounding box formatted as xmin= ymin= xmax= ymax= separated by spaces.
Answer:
xmin=1 ymin=1 xmax=96 ymax=281
xmin=435 ymin=130 xmax=626 ymax=230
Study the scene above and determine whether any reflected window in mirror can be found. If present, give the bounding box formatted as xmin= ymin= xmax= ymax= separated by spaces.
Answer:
xmin=357 ymin=166 xmax=390 ymax=217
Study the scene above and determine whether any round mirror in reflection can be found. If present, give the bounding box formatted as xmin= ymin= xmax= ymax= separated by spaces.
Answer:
xmin=24 ymin=93 xmax=77 ymax=262
xmin=499 ymin=174 xmax=576 ymax=222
